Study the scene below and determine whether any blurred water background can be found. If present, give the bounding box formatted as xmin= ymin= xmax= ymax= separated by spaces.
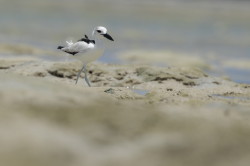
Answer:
xmin=0 ymin=0 xmax=250 ymax=83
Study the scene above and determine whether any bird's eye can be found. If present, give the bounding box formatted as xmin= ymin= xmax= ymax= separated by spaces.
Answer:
xmin=96 ymin=30 xmax=102 ymax=33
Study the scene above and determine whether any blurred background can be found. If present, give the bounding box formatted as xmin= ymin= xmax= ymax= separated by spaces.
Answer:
xmin=0 ymin=0 xmax=250 ymax=83
xmin=1 ymin=1 xmax=250 ymax=166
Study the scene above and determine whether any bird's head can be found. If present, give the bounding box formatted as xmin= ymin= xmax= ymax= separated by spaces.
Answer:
xmin=92 ymin=26 xmax=114 ymax=41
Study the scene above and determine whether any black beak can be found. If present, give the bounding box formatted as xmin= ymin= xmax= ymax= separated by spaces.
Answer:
xmin=103 ymin=33 xmax=114 ymax=41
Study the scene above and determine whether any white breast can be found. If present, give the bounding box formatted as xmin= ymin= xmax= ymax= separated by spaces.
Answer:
xmin=74 ymin=47 xmax=104 ymax=64
xmin=61 ymin=41 xmax=92 ymax=53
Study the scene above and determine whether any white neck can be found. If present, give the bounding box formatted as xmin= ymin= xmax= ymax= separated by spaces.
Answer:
xmin=92 ymin=32 xmax=105 ymax=49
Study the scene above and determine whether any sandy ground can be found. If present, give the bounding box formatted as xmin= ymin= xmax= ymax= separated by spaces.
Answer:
xmin=1 ymin=48 xmax=250 ymax=166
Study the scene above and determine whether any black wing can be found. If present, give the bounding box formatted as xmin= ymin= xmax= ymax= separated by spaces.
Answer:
xmin=77 ymin=34 xmax=90 ymax=43
xmin=77 ymin=34 xmax=95 ymax=44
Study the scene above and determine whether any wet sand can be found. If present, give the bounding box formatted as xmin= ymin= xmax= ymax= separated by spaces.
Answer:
xmin=1 ymin=0 xmax=250 ymax=164
xmin=1 ymin=49 xmax=250 ymax=166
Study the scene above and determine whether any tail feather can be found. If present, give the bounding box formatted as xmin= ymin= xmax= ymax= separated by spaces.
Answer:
xmin=57 ymin=46 xmax=64 ymax=49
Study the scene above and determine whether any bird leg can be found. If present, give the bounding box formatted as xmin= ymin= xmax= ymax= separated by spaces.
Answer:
xmin=83 ymin=64 xmax=91 ymax=87
xmin=75 ymin=64 xmax=85 ymax=85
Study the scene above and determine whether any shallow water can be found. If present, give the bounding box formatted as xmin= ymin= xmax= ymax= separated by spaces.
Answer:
xmin=131 ymin=88 xmax=149 ymax=96
xmin=1 ymin=0 xmax=250 ymax=83
xmin=224 ymin=68 xmax=250 ymax=84
xmin=212 ymin=94 xmax=250 ymax=101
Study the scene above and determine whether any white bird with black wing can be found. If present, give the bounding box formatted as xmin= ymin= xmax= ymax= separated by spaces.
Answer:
xmin=58 ymin=26 xmax=114 ymax=87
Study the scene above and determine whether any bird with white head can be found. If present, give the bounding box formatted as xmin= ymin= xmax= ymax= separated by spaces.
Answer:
xmin=57 ymin=26 xmax=114 ymax=87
